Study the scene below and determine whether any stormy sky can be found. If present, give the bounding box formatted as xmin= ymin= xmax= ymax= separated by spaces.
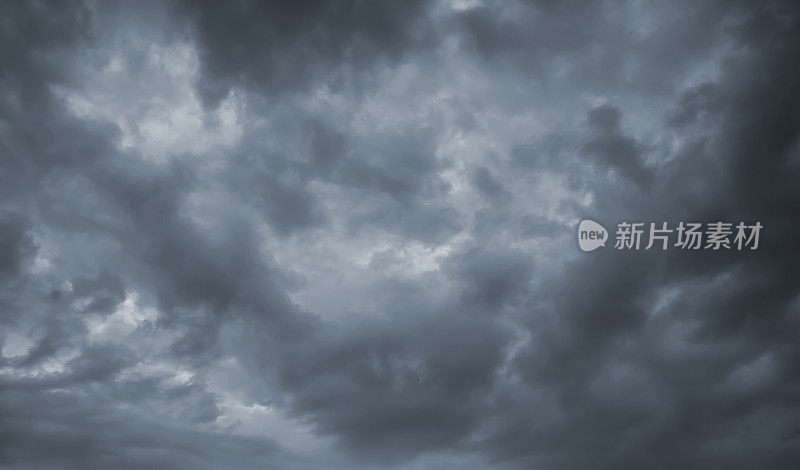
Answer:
xmin=1 ymin=1 xmax=799 ymax=468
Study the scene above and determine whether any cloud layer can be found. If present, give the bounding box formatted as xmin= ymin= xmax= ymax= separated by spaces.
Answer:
xmin=1 ymin=1 xmax=799 ymax=468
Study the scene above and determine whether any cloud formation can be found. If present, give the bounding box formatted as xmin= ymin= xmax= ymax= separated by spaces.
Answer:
xmin=1 ymin=0 xmax=799 ymax=468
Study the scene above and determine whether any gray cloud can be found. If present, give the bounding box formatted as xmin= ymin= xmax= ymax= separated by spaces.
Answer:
xmin=177 ymin=0 xmax=435 ymax=105
xmin=1 ymin=0 xmax=799 ymax=469
xmin=582 ymin=104 xmax=652 ymax=186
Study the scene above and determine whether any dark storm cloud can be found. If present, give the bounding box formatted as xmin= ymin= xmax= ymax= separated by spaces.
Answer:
xmin=471 ymin=166 xmax=509 ymax=201
xmin=235 ymin=107 xmax=460 ymax=241
xmin=0 ymin=210 xmax=35 ymax=279
xmin=0 ymin=386 xmax=301 ymax=470
xmin=272 ymin=309 xmax=512 ymax=461
xmin=177 ymin=0 xmax=435 ymax=105
xmin=454 ymin=0 xmax=735 ymax=93
xmin=2 ymin=0 xmax=800 ymax=469
xmin=0 ymin=2 xmax=311 ymax=467
xmin=582 ymin=104 xmax=652 ymax=186
xmin=478 ymin=3 xmax=800 ymax=469
xmin=446 ymin=245 xmax=534 ymax=308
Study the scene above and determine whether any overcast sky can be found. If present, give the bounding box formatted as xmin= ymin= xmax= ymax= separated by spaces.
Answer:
xmin=1 ymin=1 xmax=800 ymax=469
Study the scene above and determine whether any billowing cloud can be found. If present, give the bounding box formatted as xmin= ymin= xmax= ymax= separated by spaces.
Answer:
xmin=1 ymin=1 xmax=799 ymax=469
